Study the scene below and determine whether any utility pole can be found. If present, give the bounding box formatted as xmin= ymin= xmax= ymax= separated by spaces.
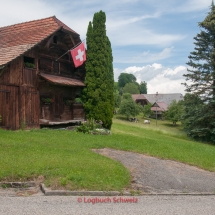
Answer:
xmin=156 ymin=92 xmax=158 ymax=126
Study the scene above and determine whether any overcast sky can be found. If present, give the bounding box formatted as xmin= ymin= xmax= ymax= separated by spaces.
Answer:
xmin=0 ymin=0 xmax=212 ymax=94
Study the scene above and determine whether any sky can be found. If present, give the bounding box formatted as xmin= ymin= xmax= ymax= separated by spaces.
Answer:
xmin=0 ymin=0 xmax=212 ymax=94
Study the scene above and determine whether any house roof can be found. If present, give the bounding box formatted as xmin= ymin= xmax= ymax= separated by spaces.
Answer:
xmin=0 ymin=16 xmax=79 ymax=66
xmin=151 ymin=102 xmax=168 ymax=112
xmin=39 ymin=73 xmax=85 ymax=87
xmin=132 ymin=94 xmax=147 ymax=101
xmin=143 ymin=93 xmax=183 ymax=106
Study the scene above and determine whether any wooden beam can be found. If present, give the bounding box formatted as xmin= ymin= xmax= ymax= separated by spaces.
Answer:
xmin=69 ymin=35 xmax=76 ymax=46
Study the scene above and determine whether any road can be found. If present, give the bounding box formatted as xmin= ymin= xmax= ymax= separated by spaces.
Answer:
xmin=0 ymin=195 xmax=214 ymax=215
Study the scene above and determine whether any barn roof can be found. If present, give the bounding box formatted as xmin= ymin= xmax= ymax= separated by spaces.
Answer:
xmin=132 ymin=94 xmax=147 ymax=101
xmin=0 ymin=16 xmax=79 ymax=66
xmin=143 ymin=93 xmax=183 ymax=106
xmin=40 ymin=73 xmax=85 ymax=87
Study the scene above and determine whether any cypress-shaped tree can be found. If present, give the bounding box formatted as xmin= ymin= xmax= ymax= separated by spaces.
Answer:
xmin=82 ymin=11 xmax=114 ymax=129
xmin=183 ymin=2 xmax=215 ymax=143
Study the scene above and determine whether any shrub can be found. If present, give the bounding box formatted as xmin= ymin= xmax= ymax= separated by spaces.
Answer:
xmin=74 ymin=98 xmax=83 ymax=104
xmin=75 ymin=118 xmax=110 ymax=135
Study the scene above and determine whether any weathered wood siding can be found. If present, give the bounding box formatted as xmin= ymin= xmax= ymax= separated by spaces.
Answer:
xmin=39 ymin=84 xmax=74 ymax=121
xmin=0 ymin=85 xmax=19 ymax=129
xmin=22 ymin=68 xmax=37 ymax=87
xmin=38 ymin=31 xmax=85 ymax=81
xmin=73 ymin=104 xmax=85 ymax=120
xmin=39 ymin=84 xmax=85 ymax=121
xmin=19 ymin=86 xmax=40 ymax=129
xmin=0 ymin=58 xmax=23 ymax=86
xmin=0 ymin=85 xmax=40 ymax=129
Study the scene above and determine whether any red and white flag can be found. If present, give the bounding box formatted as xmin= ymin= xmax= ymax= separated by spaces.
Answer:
xmin=70 ymin=42 xmax=86 ymax=68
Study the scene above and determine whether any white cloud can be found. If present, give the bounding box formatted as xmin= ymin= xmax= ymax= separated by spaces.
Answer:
xmin=0 ymin=0 xmax=91 ymax=39
xmin=147 ymin=77 xmax=186 ymax=94
xmin=113 ymin=68 xmax=124 ymax=81
xmin=147 ymin=65 xmax=188 ymax=94
xmin=114 ymin=64 xmax=188 ymax=94
xmin=178 ymin=0 xmax=212 ymax=13
xmin=0 ymin=1 xmax=57 ymax=26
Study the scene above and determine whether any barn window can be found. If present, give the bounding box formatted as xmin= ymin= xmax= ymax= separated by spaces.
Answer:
xmin=24 ymin=56 xmax=35 ymax=69
xmin=53 ymin=35 xmax=58 ymax=44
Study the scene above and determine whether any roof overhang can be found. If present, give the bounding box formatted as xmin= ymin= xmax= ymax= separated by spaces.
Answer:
xmin=39 ymin=73 xmax=85 ymax=87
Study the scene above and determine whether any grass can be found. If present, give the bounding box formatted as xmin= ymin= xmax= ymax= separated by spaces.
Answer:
xmin=0 ymin=116 xmax=215 ymax=191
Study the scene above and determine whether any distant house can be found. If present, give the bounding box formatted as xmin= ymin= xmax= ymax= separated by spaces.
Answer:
xmin=131 ymin=94 xmax=149 ymax=106
xmin=132 ymin=93 xmax=184 ymax=118
xmin=151 ymin=102 xmax=168 ymax=119
xmin=0 ymin=16 xmax=85 ymax=130
xmin=143 ymin=93 xmax=183 ymax=106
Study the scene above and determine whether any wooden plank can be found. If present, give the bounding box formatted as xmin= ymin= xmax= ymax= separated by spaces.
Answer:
xmin=19 ymin=86 xmax=40 ymax=128
xmin=23 ymin=68 xmax=37 ymax=87
xmin=0 ymin=85 xmax=19 ymax=129
xmin=69 ymin=35 xmax=76 ymax=46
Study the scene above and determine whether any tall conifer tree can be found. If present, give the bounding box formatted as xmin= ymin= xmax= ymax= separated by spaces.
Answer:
xmin=183 ymin=2 xmax=215 ymax=143
xmin=82 ymin=11 xmax=114 ymax=129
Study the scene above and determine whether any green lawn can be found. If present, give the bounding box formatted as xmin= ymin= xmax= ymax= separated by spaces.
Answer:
xmin=0 ymin=117 xmax=215 ymax=191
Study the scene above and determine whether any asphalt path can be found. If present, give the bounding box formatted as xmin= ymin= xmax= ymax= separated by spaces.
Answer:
xmin=0 ymin=195 xmax=215 ymax=215
xmin=93 ymin=148 xmax=215 ymax=194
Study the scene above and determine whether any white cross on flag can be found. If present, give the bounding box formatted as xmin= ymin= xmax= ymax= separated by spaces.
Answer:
xmin=70 ymin=42 xmax=86 ymax=68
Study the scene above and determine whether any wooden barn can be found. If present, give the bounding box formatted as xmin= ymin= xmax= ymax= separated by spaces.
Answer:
xmin=0 ymin=16 xmax=86 ymax=130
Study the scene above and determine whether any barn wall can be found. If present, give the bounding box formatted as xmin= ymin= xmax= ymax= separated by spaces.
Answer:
xmin=73 ymin=104 xmax=85 ymax=120
xmin=23 ymin=68 xmax=37 ymax=87
xmin=0 ymin=84 xmax=19 ymax=129
xmin=39 ymin=84 xmax=85 ymax=121
xmin=0 ymin=58 xmax=23 ymax=86
xmin=0 ymin=85 xmax=40 ymax=130
xmin=0 ymin=49 xmax=38 ymax=87
xmin=9 ymin=58 xmax=23 ymax=85
xmin=0 ymin=66 xmax=10 ymax=84
xmin=38 ymin=32 xmax=85 ymax=81
xmin=19 ymin=86 xmax=40 ymax=129
xmin=39 ymin=84 xmax=74 ymax=121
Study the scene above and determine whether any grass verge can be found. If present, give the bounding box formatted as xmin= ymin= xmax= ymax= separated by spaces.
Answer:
xmin=0 ymin=117 xmax=215 ymax=191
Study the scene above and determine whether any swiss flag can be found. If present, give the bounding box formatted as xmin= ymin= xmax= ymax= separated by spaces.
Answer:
xmin=70 ymin=42 xmax=86 ymax=68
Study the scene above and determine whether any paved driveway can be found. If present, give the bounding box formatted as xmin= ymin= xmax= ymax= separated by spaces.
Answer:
xmin=93 ymin=148 xmax=215 ymax=194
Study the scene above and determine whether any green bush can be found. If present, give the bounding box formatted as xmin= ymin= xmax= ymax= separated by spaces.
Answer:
xmin=75 ymin=119 xmax=111 ymax=135
xmin=0 ymin=115 xmax=2 ymax=123
xmin=24 ymin=62 xmax=35 ymax=68
xmin=74 ymin=98 xmax=83 ymax=104
xmin=75 ymin=119 xmax=102 ymax=134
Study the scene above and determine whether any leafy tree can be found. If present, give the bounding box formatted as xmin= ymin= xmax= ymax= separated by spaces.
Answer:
xmin=114 ymin=82 xmax=121 ymax=108
xmin=139 ymin=81 xmax=147 ymax=94
xmin=114 ymin=90 xmax=121 ymax=108
xmin=183 ymin=2 xmax=215 ymax=143
xmin=164 ymin=100 xmax=184 ymax=125
xmin=118 ymin=73 xmax=136 ymax=88
xmin=82 ymin=11 xmax=114 ymax=129
xmin=118 ymin=93 xmax=143 ymax=119
xmin=123 ymin=82 xmax=140 ymax=94
xmin=122 ymin=93 xmax=132 ymax=100
xmin=142 ymin=103 xmax=153 ymax=118
xmin=114 ymin=82 xmax=119 ymax=91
